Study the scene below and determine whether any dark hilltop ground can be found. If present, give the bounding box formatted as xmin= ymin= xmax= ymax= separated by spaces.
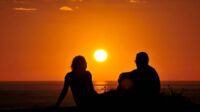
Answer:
xmin=0 ymin=91 xmax=199 ymax=112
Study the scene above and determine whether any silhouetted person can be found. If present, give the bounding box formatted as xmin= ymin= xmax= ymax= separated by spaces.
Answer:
xmin=56 ymin=55 xmax=97 ymax=108
xmin=135 ymin=52 xmax=160 ymax=95
xmin=118 ymin=52 xmax=160 ymax=98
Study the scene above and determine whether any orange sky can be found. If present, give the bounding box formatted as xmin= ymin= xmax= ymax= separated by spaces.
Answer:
xmin=0 ymin=0 xmax=200 ymax=81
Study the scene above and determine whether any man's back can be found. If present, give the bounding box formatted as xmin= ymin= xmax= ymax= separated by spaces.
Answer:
xmin=116 ymin=52 xmax=161 ymax=107
xmin=118 ymin=66 xmax=160 ymax=95
xmin=132 ymin=66 xmax=160 ymax=96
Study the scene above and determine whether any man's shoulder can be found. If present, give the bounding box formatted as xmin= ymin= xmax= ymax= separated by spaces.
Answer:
xmin=118 ymin=71 xmax=138 ymax=85
xmin=120 ymin=71 xmax=133 ymax=77
xmin=147 ymin=66 xmax=157 ymax=73
xmin=119 ymin=71 xmax=136 ymax=80
xmin=148 ymin=65 xmax=155 ymax=69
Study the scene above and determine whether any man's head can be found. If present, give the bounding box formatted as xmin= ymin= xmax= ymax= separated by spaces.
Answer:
xmin=135 ymin=52 xmax=149 ymax=69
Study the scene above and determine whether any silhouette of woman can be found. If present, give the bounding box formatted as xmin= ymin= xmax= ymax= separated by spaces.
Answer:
xmin=56 ymin=55 xmax=97 ymax=107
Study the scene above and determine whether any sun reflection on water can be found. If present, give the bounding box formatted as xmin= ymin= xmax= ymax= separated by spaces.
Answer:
xmin=93 ymin=81 xmax=117 ymax=94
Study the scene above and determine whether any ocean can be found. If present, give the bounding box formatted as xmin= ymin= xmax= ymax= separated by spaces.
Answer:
xmin=0 ymin=81 xmax=199 ymax=110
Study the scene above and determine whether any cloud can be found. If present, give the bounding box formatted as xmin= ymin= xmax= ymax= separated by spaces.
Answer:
xmin=13 ymin=7 xmax=37 ymax=11
xmin=129 ymin=0 xmax=146 ymax=3
xmin=130 ymin=0 xmax=138 ymax=3
xmin=59 ymin=6 xmax=73 ymax=11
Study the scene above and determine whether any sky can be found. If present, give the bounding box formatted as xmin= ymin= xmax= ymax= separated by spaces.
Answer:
xmin=0 ymin=0 xmax=200 ymax=81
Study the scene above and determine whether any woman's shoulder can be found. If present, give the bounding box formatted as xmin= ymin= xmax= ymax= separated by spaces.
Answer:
xmin=85 ymin=70 xmax=91 ymax=74
xmin=84 ymin=71 xmax=92 ymax=77
xmin=65 ymin=72 xmax=73 ymax=80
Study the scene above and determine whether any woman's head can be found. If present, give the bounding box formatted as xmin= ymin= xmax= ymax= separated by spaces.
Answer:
xmin=71 ymin=55 xmax=87 ymax=71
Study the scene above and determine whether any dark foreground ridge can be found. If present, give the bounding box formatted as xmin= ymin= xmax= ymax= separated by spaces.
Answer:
xmin=0 ymin=92 xmax=199 ymax=112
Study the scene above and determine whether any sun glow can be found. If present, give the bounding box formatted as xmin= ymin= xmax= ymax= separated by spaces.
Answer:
xmin=94 ymin=49 xmax=107 ymax=62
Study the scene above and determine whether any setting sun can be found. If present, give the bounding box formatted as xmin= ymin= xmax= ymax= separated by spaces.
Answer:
xmin=94 ymin=49 xmax=108 ymax=62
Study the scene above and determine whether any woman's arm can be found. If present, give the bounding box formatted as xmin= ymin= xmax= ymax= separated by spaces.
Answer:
xmin=87 ymin=71 xmax=97 ymax=95
xmin=56 ymin=75 xmax=69 ymax=107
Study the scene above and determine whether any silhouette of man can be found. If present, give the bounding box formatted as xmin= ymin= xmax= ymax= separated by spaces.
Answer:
xmin=118 ymin=52 xmax=160 ymax=97
xmin=56 ymin=55 xmax=97 ymax=108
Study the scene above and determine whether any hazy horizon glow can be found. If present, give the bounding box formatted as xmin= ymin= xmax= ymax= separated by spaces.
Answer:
xmin=0 ymin=0 xmax=200 ymax=81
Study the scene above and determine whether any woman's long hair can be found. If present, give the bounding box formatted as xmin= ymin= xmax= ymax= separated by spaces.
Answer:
xmin=71 ymin=55 xmax=87 ymax=72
